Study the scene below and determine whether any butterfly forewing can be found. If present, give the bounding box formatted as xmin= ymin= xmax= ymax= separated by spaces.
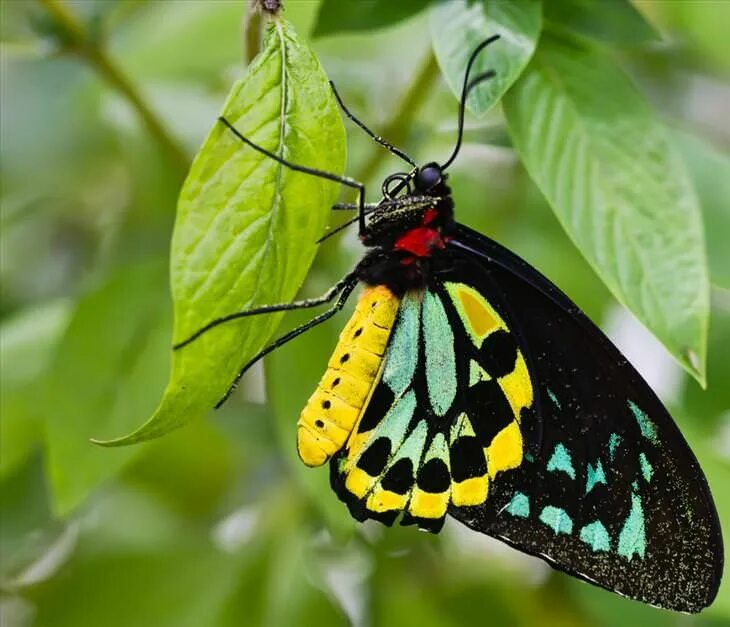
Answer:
xmin=446 ymin=225 xmax=723 ymax=612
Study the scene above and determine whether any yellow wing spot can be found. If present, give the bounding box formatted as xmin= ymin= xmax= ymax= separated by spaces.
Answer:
xmin=367 ymin=488 xmax=408 ymax=513
xmin=446 ymin=283 xmax=507 ymax=347
xmin=458 ymin=287 xmax=498 ymax=337
xmin=409 ymin=488 xmax=449 ymax=519
xmin=345 ymin=466 xmax=373 ymax=499
xmin=451 ymin=476 xmax=489 ymax=507
xmin=498 ymin=350 xmax=533 ymax=420
xmin=486 ymin=420 xmax=523 ymax=478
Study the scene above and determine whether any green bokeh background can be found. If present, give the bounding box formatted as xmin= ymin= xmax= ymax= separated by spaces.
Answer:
xmin=1 ymin=2 xmax=728 ymax=626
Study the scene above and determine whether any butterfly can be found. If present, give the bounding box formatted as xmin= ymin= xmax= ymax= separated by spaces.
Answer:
xmin=175 ymin=35 xmax=723 ymax=612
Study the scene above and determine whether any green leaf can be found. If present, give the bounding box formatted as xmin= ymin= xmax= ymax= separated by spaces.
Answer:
xmin=544 ymin=0 xmax=658 ymax=44
xmin=659 ymin=1 xmax=730 ymax=73
xmin=430 ymin=0 xmax=542 ymax=115
xmin=313 ymin=0 xmax=428 ymax=38
xmin=0 ymin=300 xmax=71 ymax=478
xmin=216 ymin=516 xmax=349 ymax=627
xmin=681 ymin=294 xmax=730 ymax=426
xmin=503 ymin=33 xmax=710 ymax=384
xmin=95 ymin=20 xmax=346 ymax=446
xmin=26 ymin=549 xmax=243 ymax=627
xmin=44 ymin=259 xmax=171 ymax=515
xmin=674 ymin=130 xmax=730 ymax=291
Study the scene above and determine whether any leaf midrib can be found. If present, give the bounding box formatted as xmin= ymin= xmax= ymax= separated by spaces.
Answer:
xmin=246 ymin=20 xmax=290 ymax=315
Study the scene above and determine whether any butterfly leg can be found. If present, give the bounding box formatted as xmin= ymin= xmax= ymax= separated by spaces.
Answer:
xmin=173 ymin=270 xmax=359 ymax=349
xmin=215 ymin=276 xmax=360 ymax=408
xmin=217 ymin=116 xmax=367 ymax=232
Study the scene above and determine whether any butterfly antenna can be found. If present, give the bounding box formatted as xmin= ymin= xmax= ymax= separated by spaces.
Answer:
xmin=440 ymin=34 xmax=500 ymax=171
xmin=330 ymin=81 xmax=417 ymax=168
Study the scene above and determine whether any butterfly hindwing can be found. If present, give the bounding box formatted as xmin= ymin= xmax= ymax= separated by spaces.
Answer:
xmin=445 ymin=224 xmax=723 ymax=612
xmin=330 ymin=277 xmax=540 ymax=533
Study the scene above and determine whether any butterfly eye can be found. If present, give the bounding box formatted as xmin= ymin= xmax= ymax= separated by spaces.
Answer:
xmin=416 ymin=163 xmax=442 ymax=190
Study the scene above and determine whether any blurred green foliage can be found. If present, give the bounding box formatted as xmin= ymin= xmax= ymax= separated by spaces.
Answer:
xmin=1 ymin=1 xmax=728 ymax=626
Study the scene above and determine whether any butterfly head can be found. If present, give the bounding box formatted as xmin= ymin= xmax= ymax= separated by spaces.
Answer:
xmin=362 ymin=164 xmax=454 ymax=261
xmin=415 ymin=162 xmax=443 ymax=192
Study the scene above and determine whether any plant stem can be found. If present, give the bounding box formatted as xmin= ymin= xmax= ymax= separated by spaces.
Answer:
xmin=38 ymin=0 xmax=189 ymax=178
xmin=356 ymin=49 xmax=439 ymax=184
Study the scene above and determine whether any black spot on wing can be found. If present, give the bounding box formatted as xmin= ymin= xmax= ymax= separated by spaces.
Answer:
xmin=381 ymin=458 xmax=414 ymax=495
xmin=466 ymin=379 xmax=513 ymax=446
xmin=357 ymin=437 xmax=390 ymax=475
xmin=450 ymin=436 xmax=487 ymax=482
xmin=479 ymin=329 xmax=518 ymax=378
xmin=417 ymin=458 xmax=450 ymax=493
xmin=519 ymin=404 xmax=541 ymax=456
xmin=357 ymin=384 xmax=395 ymax=433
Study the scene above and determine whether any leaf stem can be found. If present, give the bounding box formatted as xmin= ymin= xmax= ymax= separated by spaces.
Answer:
xmin=356 ymin=49 xmax=439 ymax=184
xmin=243 ymin=1 xmax=263 ymax=63
xmin=244 ymin=0 xmax=283 ymax=63
xmin=38 ymin=0 xmax=189 ymax=177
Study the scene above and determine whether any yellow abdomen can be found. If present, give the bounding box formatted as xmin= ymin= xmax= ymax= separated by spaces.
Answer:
xmin=297 ymin=285 xmax=400 ymax=467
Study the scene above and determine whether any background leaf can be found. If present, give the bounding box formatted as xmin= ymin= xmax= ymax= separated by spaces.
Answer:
xmin=680 ymin=295 xmax=730 ymax=428
xmin=95 ymin=19 xmax=346 ymax=446
xmin=0 ymin=300 xmax=71 ymax=478
xmin=430 ymin=0 xmax=542 ymax=115
xmin=543 ymin=0 xmax=658 ymax=44
xmin=674 ymin=130 xmax=730 ymax=291
xmin=26 ymin=548 xmax=243 ymax=627
xmin=313 ymin=0 xmax=428 ymax=38
xmin=503 ymin=32 xmax=710 ymax=384
xmin=43 ymin=260 xmax=171 ymax=515
xmin=652 ymin=0 xmax=730 ymax=73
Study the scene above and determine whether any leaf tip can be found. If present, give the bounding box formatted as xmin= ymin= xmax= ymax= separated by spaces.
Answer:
xmin=89 ymin=434 xmax=140 ymax=448
xmin=684 ymin=347 xmax=707 ymax=389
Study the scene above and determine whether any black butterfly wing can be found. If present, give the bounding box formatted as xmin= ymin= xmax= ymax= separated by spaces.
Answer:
xmin=445 ymin=224 xmax=723 ymax=612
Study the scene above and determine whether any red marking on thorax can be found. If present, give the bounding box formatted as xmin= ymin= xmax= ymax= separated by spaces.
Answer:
xmin=394 ymin=227 xmax=444 ymax=256
xmin=393 ymin=208 xmax=445 ymax=257
xmin=423 ymin=208 xmax=438 ymax=225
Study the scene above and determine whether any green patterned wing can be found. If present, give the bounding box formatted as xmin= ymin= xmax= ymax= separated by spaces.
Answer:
xmin=329 ymin=280 xmax=540 ymax=533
